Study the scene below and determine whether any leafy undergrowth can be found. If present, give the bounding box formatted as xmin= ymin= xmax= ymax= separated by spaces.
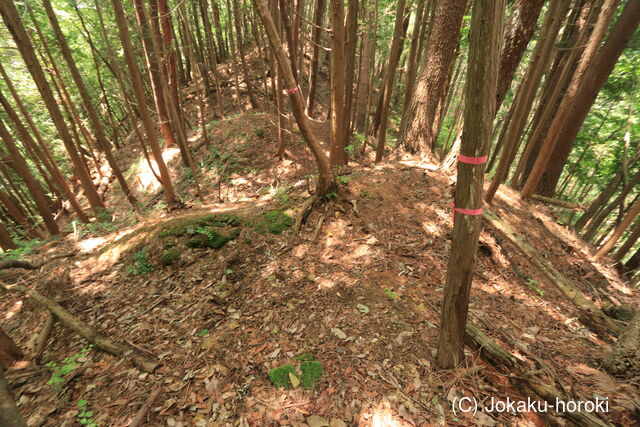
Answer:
xmin=2 ymin=105 xmax=639 ymax=426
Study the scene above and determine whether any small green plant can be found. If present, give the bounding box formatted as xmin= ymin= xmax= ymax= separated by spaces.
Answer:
xmin=254 ymin=127 xmax=265 ymax=138
xmin=160 ymin=248 xmax=181 ymax=266
xmin=324 ymin=191 xmax=338 ymax=200
xmin=274 ymin=186 xmax=291 ymax=206
xmin=76 ymin=399 xmax=97 ymax=426
xmin=47 ymin=345 xmax=93 ymax=387
xmin=337 ymin=175 xmax=351 ymax=184
xmin=345 ymin=143 xmax=356 ymax=155
xmin=385 ymin=288 xmax=398 ymax=300
xmin=128 ymin=248 xmax=154 ymax=275
xmin=526 ymin=278 xmax=545 ymax=297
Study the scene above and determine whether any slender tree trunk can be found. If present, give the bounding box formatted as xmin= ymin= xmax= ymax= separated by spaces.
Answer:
xmin=595 ymin=197 xmax=640 ymax=260
xmin=613 ymin=219 xmax=640 ymax=263
xmin=484 ymin=0 xmax=569 ymax=202
xmin=353 ymin=3 xmax=373 ymax=133
xmin=111 ymin=0 xmax=177 ymax=204
xmin=253 ymin=0 xmax=335 ymax=194
xmin=521 ymin=0 xmax=626 ymax=198
xmin=306 ymin=0 xmax=326 ymax=116
xmin=329 ymin=0 xmax=348 ymax=166
xmin=374 ymin=0 xmax=409 ymax=162
xmin=437 ymin=0 xmax=504 ymax=369
xmin=533 ymin=0 xmax=639 ymax=197
xmin=278 ymin=0 xmax=299 ymax=82
xmin=233 ymin=0 xmax=259 ymax=108
xmin=495 ymin=0 xmax=545 ymax=110
xmin=401 ymin=0 xmax=428 ymax=118
xmin=0 ymin=0 xmax=105 ymax=213
xmin=0 ymin=119 xmax=58 ymax=235
xmin=399 ymin=0 xmax=468 ymax=155
xmin=42 ymin=0 xmax=139 ymax=209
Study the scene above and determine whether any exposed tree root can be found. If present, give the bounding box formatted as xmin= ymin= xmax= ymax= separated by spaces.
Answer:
xmin=466 ymin=323 xmax=611 ymax=427
xmin=0 ymin=328 xmax=24 ymax=370
xmin=604 ymin=311 xmax=640 ymax=378
xmin=482 ymin=209 xmax=622 ymax=337
xmin=294 ymin=195 xmax=320 ymax=233
xmin=0 ymin=368 xmax=27 ymax=427
xmin=1 ymin=283 xmax=160 ymax=373
xmin=0 ymin=260 xmax=40 ymax=270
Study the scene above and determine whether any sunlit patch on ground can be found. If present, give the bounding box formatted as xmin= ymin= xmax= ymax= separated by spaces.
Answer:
xmin=134 ymin=147 xmax=181 ymax=193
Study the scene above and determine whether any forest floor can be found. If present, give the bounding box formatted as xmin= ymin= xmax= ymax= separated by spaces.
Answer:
xmin=2 ymin=58 xmax=640 ymax=426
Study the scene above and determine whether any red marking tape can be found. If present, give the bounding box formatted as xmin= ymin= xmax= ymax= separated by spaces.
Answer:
xmin=450 ymin=202 xmax=483 ymax=221
xmin=459 ymin=155 xmax=488 ymax=165
xmin=287 ymin=87 xmax=299 ymax=94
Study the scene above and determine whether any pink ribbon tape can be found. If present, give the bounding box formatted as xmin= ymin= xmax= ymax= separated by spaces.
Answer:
xmin=450 ymin=202 xmax=483 ymax=220
xmin=288 ymin=87 xmax=299 ymax=94
xmin=459 ymin=155 xmax=488 ymax=165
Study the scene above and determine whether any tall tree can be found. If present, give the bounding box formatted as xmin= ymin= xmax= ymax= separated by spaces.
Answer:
xmin=41 ymin=0 xmax=139 ymax=209
xmin=374 ymin=0 xmax=408 ymax=163
xmin=0 ymin=0 xmax=105 ymax=213
xmin=253 ymin=0 xmax=335 ymax=194
xmin=437 ymin=0 xmax=504 ymax=369
xmin=521 ymin=0 xmax=635 ymax=198
xmin=111 ymin=0 xmax=178 ymax=204
xmin=399 ymin=0 xmax=468 ymax=155
xmin=329 ymin=0 xmax=348 ymax=166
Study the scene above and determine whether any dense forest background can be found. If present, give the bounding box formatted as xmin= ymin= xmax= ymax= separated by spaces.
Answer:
xmin=0 ymin=0 xmax=639 ymax=425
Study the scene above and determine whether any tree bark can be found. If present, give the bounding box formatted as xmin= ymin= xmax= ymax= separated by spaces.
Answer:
xmin=437 ymin=0 xmax=504 ymax=369
xmin=495 ymin=0 xmax=545 ymax=110
xmin=399 ymin=0 xmax=468 ymax=155
xmin=305 ymin=0 xmax=326 ymax=116
xmin=534 ymin=0 xmax=640 ymax=197
xmin=604 ymin=311 xmax=640 ymax=378
xmin=374 ymin=0 xmax=408 ymax=163
xmin=0 ymin=368 xmax=27 ymax=427
xmin=613 ymin=219 xmax=640 ymax=262
xmin=329 ymin=0 xmax=348 ymax=166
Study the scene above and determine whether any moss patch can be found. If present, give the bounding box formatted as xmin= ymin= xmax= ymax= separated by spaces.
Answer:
xmin=159 ymin=214 xmax=241 ymax=250
xmin=300 ymin=361 xmax=323 ymax=389
xmin=160 ymin=248 xmax=181 ymax=266
xmin=250 ymin=210 xmax=293 ymax=235
xmin=159 ymin=214 xmax=241 ymax=238
xmin=268 ymin=364 xmax=296 ymax=389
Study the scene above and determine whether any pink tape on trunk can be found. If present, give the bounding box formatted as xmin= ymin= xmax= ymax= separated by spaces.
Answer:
xmin=288 ymin=87 xmax=299 ymax=94
xmin=450 ymin=202 xmax=483 ymax=221
xmin=459 ymin=155 xmax=488 ymax=165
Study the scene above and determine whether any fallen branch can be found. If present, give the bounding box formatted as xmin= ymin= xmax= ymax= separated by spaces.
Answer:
xmin=466 ymin=323 xmax=611 ymax=427
xmin=1 ymin=282 xmax=160 ymax=373
xmin=531 ymin=195 xmax=584 ymax=211
xmin=0 ymin=368 xmax=27 ymax=427
xmin=482 ymin=209 xmax=622 ymax=337
xmin=0 ymin=252 xmax=76 ymax=271
xmin=32 ymin=314 xmax=54 ymax=363
xmin=129 ymin=387 xmax=161 ymax=427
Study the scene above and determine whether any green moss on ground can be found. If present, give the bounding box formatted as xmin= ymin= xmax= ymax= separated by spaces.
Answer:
xmin=160 ymin=248 xmax=181 ymax=266
xmin=250 ymin=210 xmax=293 ymax=235
xmin=300 ymin=361 xmax=323 ymax=389
xmin=268 ymin=364 xmax=296 ymax=388
xmin=159 ymin=214 xmax=241 ymax=238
